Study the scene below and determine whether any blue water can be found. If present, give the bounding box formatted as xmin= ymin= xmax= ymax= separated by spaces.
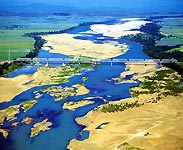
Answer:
xmin=0 ymin=19 xmax=153 ymax=150
xmin=96 ymin=122 xmax=110 ymax=129
xmin=76 ymin=130 xmax=90 ymax=141
xmin=7 ymin=50 xmax=68 ymax=78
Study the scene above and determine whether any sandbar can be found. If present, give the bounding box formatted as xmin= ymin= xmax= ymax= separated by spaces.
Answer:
xmin=90 ymin=19 xmax=151 ymax=38
xmin=63 ymin=100 xmax=94 ymax=111
xmin=42 ymin=33 xmax=128 ymax=59
xmin=0 ymin=65 xmax=86 ymax=103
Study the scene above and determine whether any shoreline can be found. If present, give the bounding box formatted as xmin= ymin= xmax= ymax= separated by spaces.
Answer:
xmin=68 ymin=95 xmax=183 ymax=150
xmin=68 ymin=66 xmax=183 ymax=150
xmin=0 ymin=64 xmax=91 ymax=103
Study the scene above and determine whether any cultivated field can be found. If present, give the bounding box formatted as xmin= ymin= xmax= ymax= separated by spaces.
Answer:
xmin=156 ymin=17 xmax=183 ymax=46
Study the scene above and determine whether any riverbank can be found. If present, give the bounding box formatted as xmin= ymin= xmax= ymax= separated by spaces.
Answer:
xmin=112 ymin=62 xmax=158 ymax=83
xmin=68 ymin=67 xmax=183 ymax=150
xmin=68 ymin=95 xmax=183 ymax=150
xmin=0 ymin=74 xmax=33 ymax=103
xmin=41 ymin=18 xmax=151 ymax=59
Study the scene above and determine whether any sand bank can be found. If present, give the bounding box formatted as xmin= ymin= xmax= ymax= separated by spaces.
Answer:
xmin=0 ymin=75 xmax=34 ymax=103
xmin=112 ymin=62 xmax=160 ymax=83
xmin=63 ymin=100 xmax=94 ymax=111
xmin=74 ymin=84 xmax=90 ymax=96
xmin=0 ymin=64 xmax=87 ymax=103
xmin=90 ymin=20 xmax=151 ymax=38
xmin=42 ymin=33 xmax=128 ymax=59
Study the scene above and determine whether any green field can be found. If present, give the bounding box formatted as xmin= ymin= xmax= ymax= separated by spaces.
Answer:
xmin=0 ymin=30 xmax=34 ymax=60
xmin=155 ymin=17 xmax=183 ymax=46
xmin=167 ymin=46 xmax=183 ymax=53
xmin=156 ymin=37 xmax=183 ymax=46
xmin=0 ymin=15 xmax=113 ymax=60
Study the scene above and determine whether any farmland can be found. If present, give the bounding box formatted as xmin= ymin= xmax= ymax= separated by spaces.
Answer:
xmin=155 ymin=17 xmax=183 ymax=46
xmin=0 ymin=15 xmax=112 ymax=60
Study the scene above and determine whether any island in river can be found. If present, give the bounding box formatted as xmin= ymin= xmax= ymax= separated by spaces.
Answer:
xmin=0 ymin=15 xmax=183 ymax=150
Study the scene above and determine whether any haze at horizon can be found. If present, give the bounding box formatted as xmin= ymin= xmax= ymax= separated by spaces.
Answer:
xmin=0 ymin=0 xmax=183 ymax=13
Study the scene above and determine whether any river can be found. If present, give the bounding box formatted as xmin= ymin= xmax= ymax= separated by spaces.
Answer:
xmin=0 ymin=19 xmax=152 ymax=150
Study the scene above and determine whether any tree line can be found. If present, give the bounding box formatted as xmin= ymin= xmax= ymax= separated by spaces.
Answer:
xmin=122 ymin=22 xmax=183 ymax=76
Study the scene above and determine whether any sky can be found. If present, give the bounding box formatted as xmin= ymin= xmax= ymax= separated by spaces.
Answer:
xmin=0 ymin=0 xmax=183 ymax=13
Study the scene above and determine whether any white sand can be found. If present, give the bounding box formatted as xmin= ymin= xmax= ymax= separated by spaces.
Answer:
xmin=90 ymin=20 xmax=151 ymax=38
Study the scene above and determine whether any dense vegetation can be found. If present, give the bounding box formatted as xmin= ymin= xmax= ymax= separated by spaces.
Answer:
xmin=97 ymin=68 xmax=183 ymax=114
xmin=130 ymin=69 xmax=183 ymax=100
xmin=97 ymin=101 xmax=144 ymax=113
xmin=122 ymin=22 xmax=183 ymax=76
xmin=25 ymin=37 xmax=46 ymax=58
xmin=0 ymin=61 xmax=26 ymax=76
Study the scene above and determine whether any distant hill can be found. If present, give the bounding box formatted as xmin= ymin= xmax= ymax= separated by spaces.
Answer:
xmin=0 ymin=10 xmax=14 ymax=16
xmin=0 ymin=3 xmax=182 ymax=15
xmin=0 ymin=3 xmax=79 ymax=14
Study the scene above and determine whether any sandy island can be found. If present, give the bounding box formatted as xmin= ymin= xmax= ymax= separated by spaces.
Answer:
xmin=22 ymin=117 xmax=33 ymax=124
xmin=42 ymin=19 xmax=150 ymax=59
xmin=0 ymin=100 xmax=37 ymax=138
xmin=112 ymin=62 xmax=159 ymax=83
xmin=30 ymin=119 xmax=52 ymax=138
xmin=42 ymin=33 xmax=128 ymax=59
